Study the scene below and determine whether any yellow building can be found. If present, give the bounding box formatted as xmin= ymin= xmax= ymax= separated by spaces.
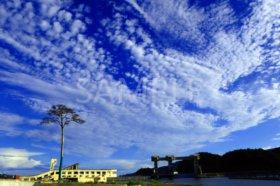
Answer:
xmin=20 ymin=159 xmax=117 ymax=183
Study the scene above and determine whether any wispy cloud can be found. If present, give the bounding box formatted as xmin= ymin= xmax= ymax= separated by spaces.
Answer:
xmin=0 ymin=112 xmax=25 ymax=136
xmin=0 ymin=0 xmax=279 ymax=168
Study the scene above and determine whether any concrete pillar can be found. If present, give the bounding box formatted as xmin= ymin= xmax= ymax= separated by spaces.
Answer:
xmin=193 ymin=154 xmax=202 ymax=177
xmin=151 ymin=156 xmax=159 ymax=179
xmin=168 ymin=159 xmax=173 ymax=179
xmin=166 ymin=156 xmax=174 ymax=179
xmin=154 ymin=160 xmax=158 ymax=173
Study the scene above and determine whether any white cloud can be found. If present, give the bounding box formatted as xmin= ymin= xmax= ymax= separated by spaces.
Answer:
xmin=0 ymin=148 xmax=42 ymax=169
xmin=102 ymin=159 xmax=137 ymax=170
xmin=0 ymin=0 xmax=279 ymax=166
xmin=272 ymin=137 xmax=280 ymax=141
xmin=48 ymin=5 xmax=60 ymax=17
xmin=0 ymin=112 xmax=24 ymax=136
xmin=0 ymin=112 xmax=59 ymax=142
xmin=58 ymin=10 xmax=72 ymax=22
xmin=262 ymin=145 xmax=278 ymax=150
xmin=90 ymin=158 xmax=151 ymax=174
xmin=272 ymin=133 xmax=280 ymax=141
xmin=126 ymin=0 xmax=235 ymax=47
xmin=71 ymin=19 xmax=84 ymax=34
xmin=0 ymin=112 xmax=23 ymax=124
xmin=100 ymin=0 xmax=280 ymax=154
xmin=53 ymin=21 xmax=63 ymax=33
xmin=40 ymin=20 xmax=50 ymax=31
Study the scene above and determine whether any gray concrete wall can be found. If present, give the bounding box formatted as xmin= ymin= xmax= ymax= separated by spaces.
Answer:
xmin=0 ymin=180 xmax=34 ymax=186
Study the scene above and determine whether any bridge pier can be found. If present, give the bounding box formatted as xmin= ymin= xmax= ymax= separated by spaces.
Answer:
xmin=193 ymin=154 xmax=202 ymax=177
xmin=166 ymin=156 xmax=175 ymax=179
xmin=151 ymin=156 xmax=159 ymax=179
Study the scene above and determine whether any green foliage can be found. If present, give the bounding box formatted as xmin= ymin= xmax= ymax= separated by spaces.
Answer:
xmin=222 ymin=148 xmax=280 ymax=172
xmin=41 ymin=104 xmax=85 ymax=127
xmin=127 ymin=180 xmax=142 ymax=186
xmin=126 ymin=179 xmax=163 ymax=186
xmin=149 ymin=179 xmax=161 ymax=186
xmin=34 ymin=183 xmax=126 ymax=186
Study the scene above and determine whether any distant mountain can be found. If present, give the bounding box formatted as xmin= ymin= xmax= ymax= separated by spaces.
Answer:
xmin=126 ymin=147 xmax=280 ymax=176
xmin=124 ymin=168 xmax=154 ymax=177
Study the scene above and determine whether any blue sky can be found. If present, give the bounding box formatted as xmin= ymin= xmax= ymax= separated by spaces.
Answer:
xmin=0 ymin=0 xmax=279 ymax=175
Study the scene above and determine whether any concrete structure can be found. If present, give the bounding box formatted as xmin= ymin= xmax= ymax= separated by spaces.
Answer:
xmin=151 ymin=154 xmax=202 ymax=178
xmin=20 ymin=159 xmax=117 ymax=183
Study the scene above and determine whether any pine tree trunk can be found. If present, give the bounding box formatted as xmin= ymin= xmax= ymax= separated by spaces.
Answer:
xmin=58 ymin=126 xmax=64 ymax=182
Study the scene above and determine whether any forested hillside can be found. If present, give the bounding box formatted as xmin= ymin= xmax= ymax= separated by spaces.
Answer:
xmin=129 ymin=147 xmax=280 ymax=176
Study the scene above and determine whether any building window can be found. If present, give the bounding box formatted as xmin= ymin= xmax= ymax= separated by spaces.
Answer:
xmin=80 ymin=171 xmax=84 ymax=174
xmin=74 ymin=171 xmax=78 ymax=174
xmin=86 ymin=171 xmax=89 ymax=174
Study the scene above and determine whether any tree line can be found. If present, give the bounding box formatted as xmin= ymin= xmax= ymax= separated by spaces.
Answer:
xmin=130 ymin=147 xmax=280 ymax=176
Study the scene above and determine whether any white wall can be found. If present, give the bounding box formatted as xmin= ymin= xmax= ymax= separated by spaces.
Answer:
xmin=0 ymin=180 xmax=34 ymax=186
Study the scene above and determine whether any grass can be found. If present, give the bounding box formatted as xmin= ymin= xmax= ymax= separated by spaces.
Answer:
xmin=34 ymin=184 xmax=130 ymax=186
xmin=33 ymin=180 xmax=200 ymax=186
xmin=34 ymin=183 xmax=199 ymax=186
